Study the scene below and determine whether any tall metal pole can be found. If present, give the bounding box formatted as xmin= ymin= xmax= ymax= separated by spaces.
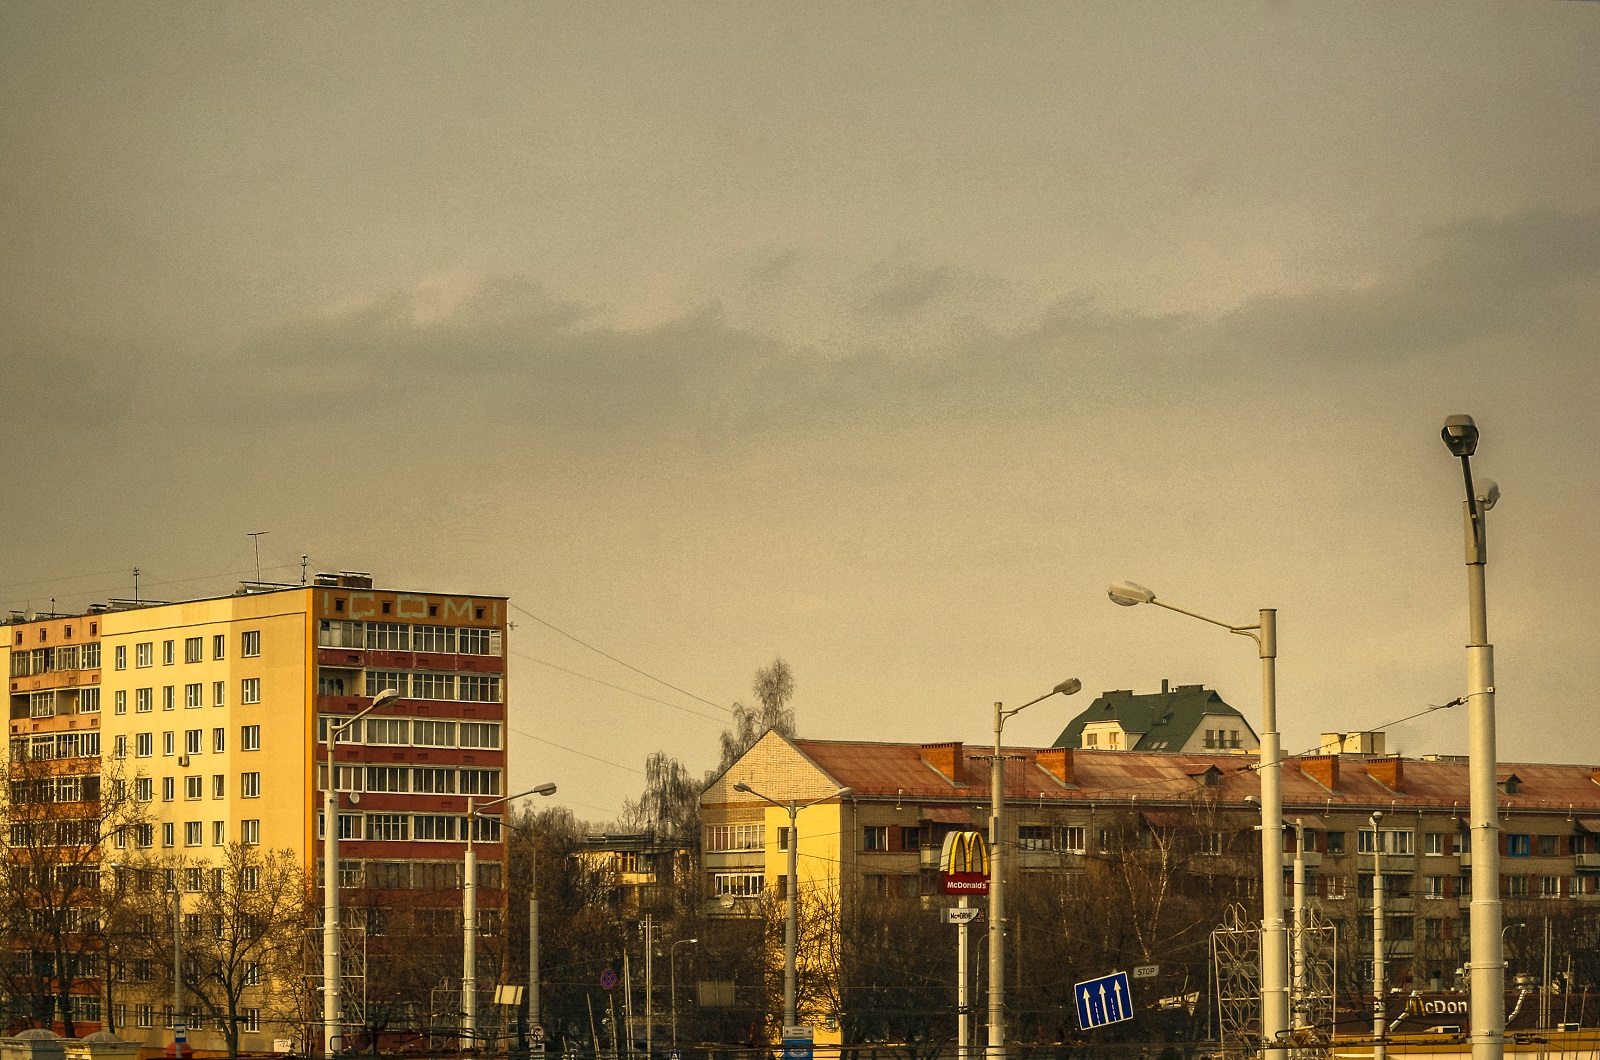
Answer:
xmin=958 ymin=894 xmax=970 ymax=1060
xmin=644 ymin=913 xmax=654 ymax=1059
xmin=464 ymin=795 xmax=478 ymax=1048
xmin=1258 ymin=609 xmax=1288 ymax=1060
xmin=173 ymin=883 xmax=183 ymax=1047
xmin=988 ymin=701 xmax=1006 ymax=1060
xmin=1461 ymin=467 xmax=1504 ymax=1060
xmin=1292 ymin=819 xmax=1306 ymax=1036
xmin=323 ymin=730 xmax=341 ymax=1056
xmin=784 ymin=801 xmax=799 ymax=1029
xmin=529 ymin=890 xmax=540 ymax=1037
xmin=1372 ymin=812 xmax=1386 ymax=1060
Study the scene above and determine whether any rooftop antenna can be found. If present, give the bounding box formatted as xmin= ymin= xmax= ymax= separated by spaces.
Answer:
xmin=247 ymin=531 xmax=270 ymax=584
xmin=301 ymin=555 xmax=308 ymax=586
xmin=133 ymin=567 xmax=140 ymax=604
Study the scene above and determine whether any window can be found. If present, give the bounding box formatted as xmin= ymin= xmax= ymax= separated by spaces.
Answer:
xmin=241 ymin=724 xmax=260 ymax=751
xmin=185 ymin=776 xmax=202 ymax=800
xmin=863 ymin=825 xmax=888 ymax=851
xmin=901 ymin=826 xmax=920 ymax=851
xmin=136 ymin=733 xmax=153 ymax=757
xmin=414 ymin=815 xmax=460 ymax=841
xmin=713 ymin=873 xmax=764 ymax=897
xmin=213 ymin=727 xmax=225 ymax=753
xmin=185 ymin=729 xmax=202 ymax=755
xmin=185 ymin=683 xmax=202 ymax=709
xmin=240 ymin=772 xmax=261 ymax=798
xmin=1018 ymin=825 xmax=1052 ymax=851
xmin=1201 ymin=832 xmax=1226 ymax=856
xmin=184 ymin=637 xmax=203 ymax=663
xmin=367 ymin=814 xmax=409 ymax=841
xmin=213 ymin=634 xmax=225 ymax=660
xmin=1541 ymin=875 xmax=1561 ymax=898
xmin=1538 ymin=835 xmax=1559 ymax=857
xmin=1426 ymin=832 xmax=1447 ymax=855
xmin=213 ymin=680 xmax=225 ymax=706
xmin=412 ymin=672 xmax=456 ymax=700
xmin=213 ymin=821 xmax=226 ymax=846
xmin=413 ymin=625 xmax=456 ymax=653
xmin=116 ymin=645 xmax=127 ymax=670
xmin=136 ymin=642 xmax=153 ymax=668
xmin=1327 ymin=831 xmax=1345 ymax=854
xmin=459 ymin=768 xmax=500 ymax=796
xmin=241 ymin=1009 xmax=261 ymax=1033
xmin=366 ymin=717 xmax=410 ymax=745
xmin=365 ymin=622 xmax=409 ymax=650
xmin=458 ymin=675 xmax=501 ymax=702
xmin=1426 ymin=875 xmax=1445 ymax=897
xmin=413 ymin=720 xmax=457 ymax=747
xmin=137 ymin=1005 xmax=154 ymax=1028
xmin=135 ymin=777 xmax=153 ymax=802
xmin=413 ymin=767 xmax=454 ymax=793
xmin=184 ymin=822 xmax=202 ymax=846
xmin=184 ymin=867 xmax=204 ymax=892
xmin=241 ymin=678 xmax=261 ymax=704
xmin=366 ymin=766 xmax=410 ymax=793
xmin=212 ymin=775 xmax=225 ymax=799
xmin=115 ymin=735 xmax=129 ymax=759
xmin=241 ymin=630 xmax=261 ymax=657
xmin=1063 ymin=825 xmax=1087 ymax=854
xmin=704 ymin=824 xmax=764 ymax=851
xmin=1507 ymin=875 xmax=1529 ymax=897
xmin=162 ymin=777 xmax=175 ymax=801
xmin=163 ymin=685 xmax=175 ymax=711
xmin=115 ymin=690 xmax=127 ymax=715
xmin=1358 ymin=829 xmax=1414 ymax=855
xmin=1508 ymin=834 xmax=1531 ymax=857
xmin=242 ymin=866 xmax=260 ymax=890
xmin=365 ymin=671 xmax=409 ymax=698
xmin=1324 ymin=875 xmax=1347 ymax=899
xmin=459 ymin=627 xmax=496 ymax=655
xmin=241 ymin=819 xmax=260 ymax=845
xmin=460 ymin=722 xmax=501 ymax=749
xmin=79 ymin=688 xmax=100 ymax=714
xmin=162 ymin=822 xmax=175 ymax=847
xmin=162 ymin=640 xmax=175 ymax=665
xmin=136 ymin=688 xmax=153 ymax=713
xmin=161 ymin=731 xmax=174 ymax=756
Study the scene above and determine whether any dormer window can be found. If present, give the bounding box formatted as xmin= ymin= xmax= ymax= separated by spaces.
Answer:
xmin=1498 ymin=774 xmax=1521 ymax=796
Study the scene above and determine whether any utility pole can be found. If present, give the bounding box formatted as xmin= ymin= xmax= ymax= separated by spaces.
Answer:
xmin=643 ymin=914 xmax=654 ymax=1060
xmin=1372 ymin=812 xmax=1386 ymax=1060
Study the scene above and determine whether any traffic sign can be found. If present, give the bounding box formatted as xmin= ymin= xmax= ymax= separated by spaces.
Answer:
xmin=530 ymin=1025 xmax=546 ymax=1042
xmin=1133 ymin=964 xmax=1159 ymax=980
xmin=1075 ymin=971 xmax=1133 ymax=1030
xmin=600 ymin=968 xmax=618 ymax=990
xmin=942 ymin=907 xmax=983 ymax=925
xmin=782 ymin=1025 xmax=813 ymax=1060
xmin=174 ymin=1026 xmax=187 ymax=1045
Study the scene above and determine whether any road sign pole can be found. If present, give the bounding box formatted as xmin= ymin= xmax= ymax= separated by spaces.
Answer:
xmin=958 ymin=895 xmax=969 ymax=1060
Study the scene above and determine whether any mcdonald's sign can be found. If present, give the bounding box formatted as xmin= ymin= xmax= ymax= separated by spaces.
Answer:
xmin=939 ymin=830 xmax=990 ymax=895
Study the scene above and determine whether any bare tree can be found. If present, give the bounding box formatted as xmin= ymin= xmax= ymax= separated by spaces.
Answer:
xmin=716 ymin=658 xmax=797 ymax=774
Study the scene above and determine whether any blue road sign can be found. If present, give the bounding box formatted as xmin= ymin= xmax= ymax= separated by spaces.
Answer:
xmin=1075 ymin=971 xmax=1133 ymax=1030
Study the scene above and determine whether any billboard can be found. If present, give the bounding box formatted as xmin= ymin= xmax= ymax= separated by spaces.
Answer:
xmin=939 ymin=829 xmax=990 ymax=895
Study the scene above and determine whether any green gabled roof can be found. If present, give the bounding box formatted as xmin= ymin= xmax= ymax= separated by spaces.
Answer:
xmin=1052 ymin=685 xmax=1253 ymax=752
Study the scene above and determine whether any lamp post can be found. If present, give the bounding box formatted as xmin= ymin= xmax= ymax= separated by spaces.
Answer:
xmin=324 ymin=688 xmax=398 ymax=1056
xmin=1440 ymin=414 xmax=1504 ymax=1060
xmin=987 ymin=678 xmax=1081 ymax=1060
xmin=731 ymin=781 xmax=853 ymax=1031
xmin=463 ymin=783 xmax=557 ymax=1049
xmin=670 ymin=938 xmax=698 ymax=1049
xmin=1109 ymin=582 xmax=1286 ymax=1060
xmin=1370 ymin=811 xmax=1386 ymax=1060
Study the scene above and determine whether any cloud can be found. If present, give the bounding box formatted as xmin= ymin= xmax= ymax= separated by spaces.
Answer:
xmin=854 ymin=265 xmax=957 ymax=317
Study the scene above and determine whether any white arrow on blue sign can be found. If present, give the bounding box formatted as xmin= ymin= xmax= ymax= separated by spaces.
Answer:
xmin=1074 ymin=971 xmax=1133 ymax=1030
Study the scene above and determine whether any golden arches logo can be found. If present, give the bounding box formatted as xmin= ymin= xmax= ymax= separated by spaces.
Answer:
xmin=939 ymin=830 xmax=989 ymax=876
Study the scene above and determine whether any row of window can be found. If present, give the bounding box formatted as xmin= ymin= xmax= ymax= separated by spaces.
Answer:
xmin=115 ymin=1005 xmax=261 ymax=1032
xmin=1317 ymin=872 xmax=1600 ymax=899
xmin=22 ymin=687 xmax=101 ymax=718
xmin=116 ymin=725 xmax=261 ymax=759
xmin=9 ymin=732 xmax=100 ymax=762
xmin=319 ymin=764 xmax=503 ymax=796
xmin=9 ymin=643 xmax=102 ymax=677
xmin=316 ymin=715 xmax=501 ymax=750
xmin=114 ymin=678 xmax=261 ymax=713
xmin=115 ymin=818 xmax=262 ymax=849
xmin=318 ymin=620 xmax=501 ymax=655
xmin=705 ymin=823 xmax=765 ymax=852
xmin=361 ymin=671 xmax=501 ymax=703
xmin=116 ymin=631 xmax=260 ymax=670
xmin=316 ymin=812 xmax=504 ymax=843
xmin=128 ymin=772 xmax=258 ymax=802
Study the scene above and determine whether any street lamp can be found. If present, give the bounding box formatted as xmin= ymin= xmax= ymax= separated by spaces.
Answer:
xmin=1370 ymin=812 xmax=1386 ymax=1060
xmin=109 ymin=863 xmax=183 ymax=1054
xmin=324 ymin=688 xmax=398 ymax=1056
xmin=1441 ymin=413 xmax=1504 ymax=1060
xmin=670 ymin=938 xmax=699 ymax=1048
xmin=463 ymin=783 xmax=557 ymax=1048
xmin=987 ymin=678 xmax=1080 ymax=1060
xmin=1109 ymin=581 xmax=1287 ymax=1060
xmin=732 ymin=781 xmax=853 ymax=1031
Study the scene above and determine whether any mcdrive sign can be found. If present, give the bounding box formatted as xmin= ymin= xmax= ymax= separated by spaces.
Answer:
xmin=940 ymin=830 xmax=990 ymax=895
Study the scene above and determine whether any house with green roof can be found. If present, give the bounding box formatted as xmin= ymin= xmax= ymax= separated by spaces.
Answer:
xmin=1052 ymin=681 xmax=1260 ymax=754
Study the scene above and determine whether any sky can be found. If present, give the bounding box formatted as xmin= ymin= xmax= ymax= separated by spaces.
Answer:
xmin=3 ymin=3 xmax=1598 ymax=824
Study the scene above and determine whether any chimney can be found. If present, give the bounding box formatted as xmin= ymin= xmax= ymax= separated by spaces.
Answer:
xmin=1300 ymin=754 xmax=1340 ymax=792
xmin=920 ymin=742 xmax=964 ymax=785
xmin=1367 ymin=756 xmax=1404 ymax=792
xmin=1161 ymin=679 xmax=1169 ymax=694
xmin=1037 ymin=748 xmax=1075 ymax=785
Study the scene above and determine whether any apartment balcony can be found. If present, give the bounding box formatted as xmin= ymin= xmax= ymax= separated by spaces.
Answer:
xmin=1575 ymin=853 xmax=1600 ymax=871
xmin=919 ymin=847 xmax=938 ymax=869
xmin=1293 ymin=851 xmax=1322 ymax=869
xmin=704 ymin=850 xmax=765 ymax=871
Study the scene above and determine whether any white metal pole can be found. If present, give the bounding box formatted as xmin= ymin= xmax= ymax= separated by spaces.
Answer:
xmin=323 ymin=735 xmax=340 ymax=1056
xmin=958 ymin=895 xmax=970 ymax=1060
xmin=529 ymin=891 xmax=540 ymax=1037
xmin=987 ymin=701 xmax=1005 ymax=1060
xmin=645 ymin=914 xmax=654 ymax=1059
xmin=784 ymin=802 xmax=799 ymax=1029
xmin=1462 ymin=488 xmax=1504 ymax=1060
xmin=1258 ymin=609 xmax=1288 ymax=1060
xmin=173 ymin=883 xmax=183 ymax=1046
xmin=1373 ymin=813 xmax=1386 ymax=1060
xmin=1292 ymin=818 xmax=1306 ymax=1036
xmin=464 ymin=794 xmax=478 ymax=1049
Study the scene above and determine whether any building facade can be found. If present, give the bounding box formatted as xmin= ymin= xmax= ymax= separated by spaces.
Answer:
xmin=4 ymin=573 xmax=511 ymax=1050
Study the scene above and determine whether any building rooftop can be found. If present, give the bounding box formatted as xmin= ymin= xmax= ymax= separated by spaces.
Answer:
xmin=1052 ymin=683 xmax=1256 ymax=751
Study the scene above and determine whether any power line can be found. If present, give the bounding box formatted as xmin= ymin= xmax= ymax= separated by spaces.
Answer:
xmin=508 ymin=726 xmax=646 ymax=777
xmin=509 ymin=602 xmax=734 ymax=716
xmin=510 ymin=650 xmax=726 ymax=726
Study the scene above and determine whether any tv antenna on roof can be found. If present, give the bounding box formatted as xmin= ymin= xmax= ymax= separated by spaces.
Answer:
xmin=247 ymin=531 xmax=270 ymax=584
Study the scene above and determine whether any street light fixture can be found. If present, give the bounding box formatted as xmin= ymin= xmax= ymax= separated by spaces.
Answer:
xmin=463 ymin=783 xmax=557 ymax=1048
xmin=1109 ymin=582 xmax=1287 ymax=1060
xmin=670 ymin=938 xmax=699 ymax=1049
xmin=1441 ymin=413 xmax=1504 ymax=1060
xmin=987 ymin=678 xmax=1080 ymax=1060
xmin=732 ymin=781 xmax=853 ymax=1031
xmin=324 ymin=688 xmax=398 ymax=1056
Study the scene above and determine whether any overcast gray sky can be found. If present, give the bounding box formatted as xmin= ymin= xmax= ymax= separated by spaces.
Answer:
xmin=4 ymin=3 xmax=1597 ymax=822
